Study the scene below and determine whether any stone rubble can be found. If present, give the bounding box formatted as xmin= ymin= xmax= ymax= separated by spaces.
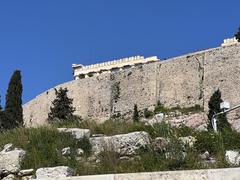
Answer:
xmin=0 ymin=144 xmax=26 ymax=174
xmin=35 ymin=166 xmax=75 ymax=179
xmin=61 ymin=147 xmax=71 ymax=156
xmin=90 ymin=131 xmax=151 ymax=156
xmin=57 ymin=128 xmax=91 ymax=140
xmin=225 ymin=150 xmax=240 ymax=165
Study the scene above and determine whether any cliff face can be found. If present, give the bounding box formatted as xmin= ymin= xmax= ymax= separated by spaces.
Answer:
xmin=23 ymin=44 xmax=240 ymax=127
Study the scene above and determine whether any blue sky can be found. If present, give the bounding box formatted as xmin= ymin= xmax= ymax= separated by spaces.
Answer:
xmin=0 ymin=0 xmax=239 ymax=106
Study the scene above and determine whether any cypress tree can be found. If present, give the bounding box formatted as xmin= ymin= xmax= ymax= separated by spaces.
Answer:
xmin=48 ymin=87 xmax=76 ymax=122
xmin=133 ymin=104 xmax=139 ymax=122
xmin=0 ymin=95 xmax=3 ymax=130
xmin=235 ymin=27 xmax=240 ymax=42
xmin=4 ymin=70 xmax=23 ymax=129
xmin=207 ymin=89 xmax=231 ymax=132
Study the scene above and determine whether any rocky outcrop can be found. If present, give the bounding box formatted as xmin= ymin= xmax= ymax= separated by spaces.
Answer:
xmin=0 ymin=144 xmax=26 ymax=174
xmin=225 ymin=150 xmax=240 ymax=165
xmin=90 ymin=131 xmax=151 ymax=156
xmin=35 ymin=166 xmax=75 ymax=179
xmin=57 ymin=128 xmax=91 ymax=140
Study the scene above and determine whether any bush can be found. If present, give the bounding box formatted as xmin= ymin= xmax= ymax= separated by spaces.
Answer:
xmin=48 ymin=87 xmax=76 ymax=122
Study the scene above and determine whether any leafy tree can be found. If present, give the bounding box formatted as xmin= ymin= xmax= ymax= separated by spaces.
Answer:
xmin=207 ymin=89 xmax=231 ymax=132
xmin=235 ymin=27 xmax=240 ymax=42
xmin=133 ymin=104 xmax=139 ymax=122
xmin=4 ymin=70 xmax=23 ymax=129
xmin=48 ymin=87 xmax=76 ymax=122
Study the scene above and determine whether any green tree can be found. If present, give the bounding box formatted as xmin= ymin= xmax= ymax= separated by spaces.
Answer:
xmin=0 ymin=95 xmax=3 ymax=130
xmin=235 ymin=27 xmax=240 ymax=42
xmin=133 ymin=104 xmax=139 ymax=122
xmin=207 ymin=89 xmax=231 ymax=132
xmin=48 ymin=87 xmax=76 ymax=122
xmin=4 ymin=70 xmax=23 ymax=129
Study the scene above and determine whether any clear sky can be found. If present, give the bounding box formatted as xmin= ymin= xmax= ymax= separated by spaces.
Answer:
xmin=0 ymin=0 xmax=239 ymax=106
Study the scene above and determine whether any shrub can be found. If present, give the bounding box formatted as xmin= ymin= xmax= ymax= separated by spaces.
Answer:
xmin=207 ymin=89 xmax=231 ymax=132
xmin=235 ymin=27 xmax=240 ymax=42
xmin=143 ymin=108 xmax=154 ymax=118
xmin=133 ymin=104 xmax=139 ymax=122
xmin=48 ymin=87 xmax=76 ymax=122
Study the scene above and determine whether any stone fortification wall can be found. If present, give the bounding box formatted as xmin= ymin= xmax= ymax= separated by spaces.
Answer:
xmin=24 ymin=73 xmax=113 ymax=127
xmin=23 ymin=43 xmax=240 ymax=127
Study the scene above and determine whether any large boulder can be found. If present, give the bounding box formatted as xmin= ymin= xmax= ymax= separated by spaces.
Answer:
xmin=90 ymin=131 xmax=151 ymax=156
xmin=0 ymin=144 xmax=26 ymax=174
xmin=35 ymin=166 xmax=75 ymax=179
xmin=225 ymin=150 xmax=240 ymax=165
xmin=57 ymin=128 xmax=91 ymax=140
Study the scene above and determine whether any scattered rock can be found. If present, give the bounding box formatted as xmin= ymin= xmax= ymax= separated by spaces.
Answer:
xmin=57 ymin=128 xmax=91 ymax=140
xmin=35 ymin=166 xmax=75 ymax=179
xmin=2 ymin=174 xmax=16 ymax=180
xmin=199 ymin=151 xmax=210 ymax=160
xmin=61 ymin=147 xmax=71 ymax=156
xmin=90 ymin=131 xmax=151 ymax=156
xmin=0 ymin=144 xmax=26 ymax=174
xmin=22 ymin=175 xmax=35 ymax=180
xmin=152 ymin=137 xmax=170 ymax=153
xmin=2 ymin=144 xmax=14 ymax=152
xmin=92 ymin=134 xmax=104 ymax=137
xmin=76 ymin=148 xmax=84 ymax=156
xmin=225 ymin=150 xmax=240 ymax=165
xmin=179 ymin=136 xmax=196 ymax=148
xmin=18 ymin=169 xmax=34 ymax=177
xmin=119 ymin=156 xmax=130 ymax=161
xmin=142 ymin=113 xmax=165 ymax=126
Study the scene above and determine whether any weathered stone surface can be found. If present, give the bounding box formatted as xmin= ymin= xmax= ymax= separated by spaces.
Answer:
xmin=167 ymin=112 xmax=207 ymax=130
xmin=35 ymin=166 xmax=75 ymax=179
xmin=76 ymin=148 xmax=84 ymax=156
xmin=152 ymin=137 xmax=170 ymax=153
xmin=2 ymin=174 xmax=16 ymax=180
xmin=90 ymin=131 xmax=151 ymax=156
xmin=23 ymin=43 xmax=240 ymax=132
xmin=225 ymin=150 xmax=240 ymax=165
xmin=179 ymin=136 xmax=196 ymax=148
xmin=18 ymin=169 xmax=34 ymax=176
xmin=56 ymin=167 xmax=240 ymax=180
xmin=142 ymin=113 xmax=165 ymax=125
xmin=57 ymin=128 xmax=91 ymax=140
xmin=0 ymin=144 xmax=26 ymax=174
xmin=2 ymin=144 xmax=14 ymax=152
xmin=18 ymin=169 xmax=34 ymax=177
xmin=62 ymin=147 xmax=71 ymax=156
xmin=199 ymin=151 xmax=210 ymax=160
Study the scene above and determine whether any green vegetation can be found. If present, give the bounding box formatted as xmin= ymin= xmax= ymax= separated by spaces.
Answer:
xmin=111 ymin=82 xmax=120 ymax=103
xmin=235 ymin=27 xmax=240 ymax=42
xmin=3 ymin=70 xmax=23 ymax=129
xmin=0 ymin=127 xmax=91 ymax=170
xmin=154 ymin=103 xmax=203 ymax=115
xmin=143 ymin=102 xmax=203 ymax=119
xmin=1 ymin=121 xmax=239 ymax=175
xmin=207 ymin=89 xmax=231 ymax=132
xmin=133 ymin=104 xmax=139 ymax=122
xmin=48 ymin=87 xmax=76 ymax=122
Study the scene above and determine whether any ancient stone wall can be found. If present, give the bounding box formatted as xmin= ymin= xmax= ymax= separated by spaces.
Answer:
xmin=23 ymin=43 xmax=240 ymax=128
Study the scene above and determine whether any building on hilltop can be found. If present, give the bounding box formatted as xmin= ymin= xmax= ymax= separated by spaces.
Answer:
xmin=72 ymin=56 xmax=159 ymax=80
xmin=23 ymin=37 xmax=240 ymax=130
